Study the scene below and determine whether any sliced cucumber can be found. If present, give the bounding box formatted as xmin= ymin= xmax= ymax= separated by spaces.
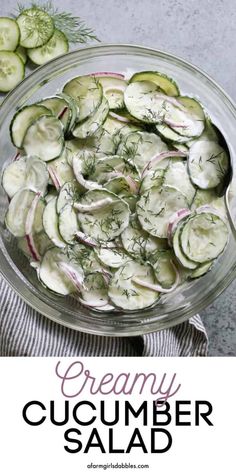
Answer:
xmin=95 ymin=247 xmax=131 ymax=268
xmin=72 ymin=97 xmax=109 ymax=139
xmin=5 ymin=188 xmax=36 ymax=237
xmin=57 ymin=180 xmax=82 ymax=213
xmin=63 ymin=76 xmax=102 ymax=122
xmin=108 ymin=260 xmax=159 ymax=310
xmin=137 ymin=185 xmax=189 ymax=238
xmin=66 ymin=128 xmax=116 ymax=166
xmin=58 ymin=204 xmax=79 ymax=244
xmin=188 ymin=140 xmax=229 ymax=189
xmin=158 ymin=97 xmax=205 ymax=138
xmin=0 ymin=18 xmax=20 ymax=51
xmin=180 ymin=212 xmax=228 ymax=263
xmin=39 ymin=247 xmax=78 ymax=295
xmin=130 ymin=71 xmax=179 ymax=97
xmin=17 ymin=8 xmax=54 ymax=48
xmin=23 ymin=115 xmax=64 ymax=161
xmin=164 ymin=160 xmax=196 ymax=205
xmin=43 ymin=197 xmax=66 ymax=248
xmin=121 ymin=217 xmax=167 ymax=259
xmin=27 ymin=29 xmax=69 ymax=65
xmin=76 ymin=189 xmax=130 ymax=242
xmin=15 ymin=45 xmax=27 ymax=64
xmin=0 ymin=51 xmax=24 ymax=92
xmin=47 ymin=151 xmax=74 ymax=188
xmin=39 ymin=96 xmax=71 ymax=133
xmin=10 ymin=104 xmax=51 ymax=148
xmin=191 ymin=188 xmax=225 ymax=215
xmin=189 ymin=261 xmax=212 ymax=279
xmin=58 ymin=92 xmax=78 ymax=133
xmin=2 ymin=156 xmax=49 ymax=198
xmin=172 ymin=221 xmax=198 ymax=269
xmin=124 ymin=81 xmax=166 ymax=123
xmin=149 ymin=250 xmax=178 ymax=289
xmin=156 ymin=123 xmax=192 ymax=144
xmin=95 ymin=75 xmax=128 ymax=109
xmin=80 ymin=272 xmax=110 ymax=307
xmin=90 ymin=155 xmax=139 ymax=185
xmin=117 ymin=131 xmax=168 ymax=172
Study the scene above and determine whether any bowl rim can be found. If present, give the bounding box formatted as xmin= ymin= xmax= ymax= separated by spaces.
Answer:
xmin=1 ymin=43 xmax=236 ymax=337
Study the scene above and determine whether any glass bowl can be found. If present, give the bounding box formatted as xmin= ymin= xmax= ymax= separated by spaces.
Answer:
xmin=1 ymin=44 xmax=236 ymax=337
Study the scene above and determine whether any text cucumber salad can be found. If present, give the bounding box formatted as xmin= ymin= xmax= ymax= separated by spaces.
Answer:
xmin=2 ymin=70 xmax=230 ymax=311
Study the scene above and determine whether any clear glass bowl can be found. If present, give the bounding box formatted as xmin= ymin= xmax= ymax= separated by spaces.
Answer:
xmin=1 ymin=44 xmax=236 ymax=336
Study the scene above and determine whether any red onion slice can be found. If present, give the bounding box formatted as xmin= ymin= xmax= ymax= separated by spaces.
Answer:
xmin=58 ymin=261 xmax=84 ymax=291
xmin=25 ymin=192 xmax=42 ymax=261
xmin=76 ymin=231 xmax=99 ymax=248
xmin=90 ymin=72 xmax=125 ymax=79
xmin=48 ymin=166 xmax=61 ymax=190
xmin=109 ymin=111 xmax=131 ymax=123
xmin=142 ymin=150 xmax=187 ymax=177
xmin=132 ymin=262 xmax=180 ymax=293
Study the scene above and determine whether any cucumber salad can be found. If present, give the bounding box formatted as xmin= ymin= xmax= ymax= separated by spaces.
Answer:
xmin=2 ymin=70 xmax=230 ymax=311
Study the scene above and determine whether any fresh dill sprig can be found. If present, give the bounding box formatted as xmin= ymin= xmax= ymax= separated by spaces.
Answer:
xmin=16 ymin=1 xmax=99 ymax=44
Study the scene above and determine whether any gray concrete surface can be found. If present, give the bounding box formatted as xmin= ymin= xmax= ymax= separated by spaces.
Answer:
xmin=2 ymin=0 xmax=236 ymax=355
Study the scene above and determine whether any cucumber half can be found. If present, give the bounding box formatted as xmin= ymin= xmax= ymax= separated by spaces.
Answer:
xmin=0 ymin=51 xmax=24 ymax=92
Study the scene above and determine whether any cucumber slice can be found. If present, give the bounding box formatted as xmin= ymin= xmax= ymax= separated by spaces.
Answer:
xmin=2 ymin=156 xmax=49 ymax=198
xmin=157 ymin=97 xmax=205 ymax=138
xmin=0 ymin=18 xmax=20 ymax=51
xmin=90 ymin=155 xmax=139 ymax=185
xmin=95 ymin=247 xmax=131 ymax=268
xmin=76 ymin=189 xmax=130 ymax=242
xmin=130 ymin=71 xmax=179 ymax=97
xmin=72 ymin=97 xmax=109 ymax=139
xmin=149 ymin=250 xmax=178 ymax=289
xmin=95 ymin=76 xmax=128 ymax=109
xmin=47 ymin=151 xmax=74 ymax=188
xmin=66 ymin=128 xmax=116 ymax=166
xmin=172 ymin=221 xmax=198 ymax=269
xmin=156 ymin=123 xmax=192 ymax=144
xmin=43 ymin=197 xmax=66 ymax=248
xmin=39 ymin=247 xmax=78 ymax=295
xmin=121 ymin=217 xmax=167 ymax=259
xmin=189 ymin=261 xmax=212 ymax=279
xmin=0 ymin=51 xmax=24 ymax=92
xmin=17 ymin=8 xmax=54 ymax=48
xmin=39 ymin=96 xmax=71 ymax=133
xmin=137 ymin=185 xmax=189 ymax=238
xmin=187 ymin=118 xmax=219 ymax=148
xmin=124 ymin=81 xmax=166 ymax=123
xmin=180 ymin=212 xmax=228 ymax=263
xmin=140 ymin=167 xmax=165 ymax=194
xmin=164 ymin=160 xmax=196 ymax=205
xmin=58 ymin=92 xmax=78 ymax=133
xmin=23 ymin=115 xmax=64 ymax=161
xmin=188 ymin=140 xmax=229 ymax=189
xmin=59 ymin=204 xmax=79 ymax=244
xmin=57 ymin=180 xmax=82 ymax=213
xmin=5 ymin=188 xmax=36 ymax=237
xmin=80 ymin=272 xmax=110 ymax=307
xmin=10 ymin=104 xmax=51 ymax=148
xmin=27 ymin=29 xmax=69 ymax=65
xmin=63 ymin=76 xmax=102 ymax=122
xmin=15 ymin=45 xmax=27 ymax=64
xmin=117 ymin=131 xmax=168 ymax=173
xmin=108 ymin=260 xmax=159 ymax=310
xmin=191 ymin=188 xmax=225 ymax=215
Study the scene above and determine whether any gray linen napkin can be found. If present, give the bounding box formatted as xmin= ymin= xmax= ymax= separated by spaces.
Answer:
xmin=0 ymin=276 xmax=208 ymax=356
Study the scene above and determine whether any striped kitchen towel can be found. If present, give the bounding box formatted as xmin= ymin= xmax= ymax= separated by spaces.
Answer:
xmin=0 ymin=275 xmax=208 ymax=356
